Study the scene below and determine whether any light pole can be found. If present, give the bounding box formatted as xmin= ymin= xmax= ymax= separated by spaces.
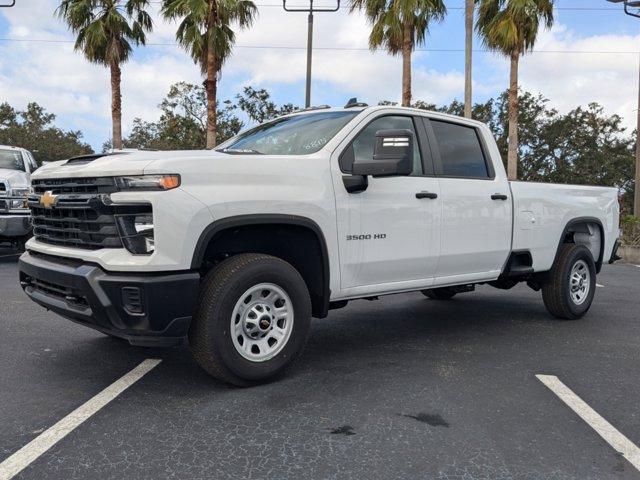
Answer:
xmin=608 ymin=0 xmax=640 ymax=215
xmin=283 ymin=0 xmax=340 ymax=108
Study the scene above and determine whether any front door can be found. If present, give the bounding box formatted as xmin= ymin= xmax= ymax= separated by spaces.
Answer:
xmin=332 ymin=113 xmax=441 ymax=293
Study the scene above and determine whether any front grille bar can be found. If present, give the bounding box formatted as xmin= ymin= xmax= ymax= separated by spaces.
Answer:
xmin=28 ymin=177 xmax=151 ymax=250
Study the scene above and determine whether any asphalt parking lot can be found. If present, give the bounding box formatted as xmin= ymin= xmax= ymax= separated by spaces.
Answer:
xmin=1 ymin=245 xmax=640 ymax=480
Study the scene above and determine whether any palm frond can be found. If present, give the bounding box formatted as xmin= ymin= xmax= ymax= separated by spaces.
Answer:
xmin=350 ymin=0 xmax=446 ymax=55
xmin=57 ymin=0 xmax=153 ymax=65
xmin=476 ymin=0 xmax=554 ymax=56
xmin=162 ymin=0 xmax=258 ymax=71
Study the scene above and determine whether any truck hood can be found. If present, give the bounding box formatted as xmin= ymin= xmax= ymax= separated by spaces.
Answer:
xmin=0 ymin=168 xmax=29 ymax=188
xmin=32 ymin=150 xmax=232 ymax=179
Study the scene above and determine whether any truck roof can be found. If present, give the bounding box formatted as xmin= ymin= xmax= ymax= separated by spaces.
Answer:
xmin=283 ymin=105 xmax=486 ymax=128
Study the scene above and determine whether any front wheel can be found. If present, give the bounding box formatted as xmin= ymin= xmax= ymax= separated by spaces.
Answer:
xmin=189 ymin=253 xmax=311 ymax=386
xmin=542 ymin=244 xmax=596 ymax=320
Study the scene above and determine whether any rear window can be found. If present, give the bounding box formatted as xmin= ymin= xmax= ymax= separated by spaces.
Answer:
xmin=0 ymin=150 xmax=25 ymax=171
xmin=431 ymin=120 xmax=489 ymax=179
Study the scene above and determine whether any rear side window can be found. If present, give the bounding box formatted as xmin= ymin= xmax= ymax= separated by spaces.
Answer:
xmin=431 ymin=120 xmax=489 ymax=179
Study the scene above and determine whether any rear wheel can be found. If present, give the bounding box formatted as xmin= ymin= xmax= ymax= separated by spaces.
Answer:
xmin=542 ymin=244 xmax=596 ymax=320
xmin=189 ymin=253 xmax=311 ymax=386
xmin=421 ymin=287 xmax=457 ymax=300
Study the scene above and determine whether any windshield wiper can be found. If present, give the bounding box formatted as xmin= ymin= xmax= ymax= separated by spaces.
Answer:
xmin=219 ymin=148 xmax=264 ymax=155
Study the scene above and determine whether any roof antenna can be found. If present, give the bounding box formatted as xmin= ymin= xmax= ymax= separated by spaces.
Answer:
xmin=344 ymin=97 xmax=368 ymax=108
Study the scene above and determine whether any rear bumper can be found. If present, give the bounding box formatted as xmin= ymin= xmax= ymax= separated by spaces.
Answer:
xmin=19 ymin=251 xmax=200 ymax=346
xmin=0 ymin=214 xmax=31 ymax=238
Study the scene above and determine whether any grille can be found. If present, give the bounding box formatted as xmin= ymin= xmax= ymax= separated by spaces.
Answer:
xmin=29 ymin=177 xmax=151 ymax=250
xmin=31 ymin=177 xmax=117 ymax=195
xmin=23 ymin=274 xmax=89 ymax=310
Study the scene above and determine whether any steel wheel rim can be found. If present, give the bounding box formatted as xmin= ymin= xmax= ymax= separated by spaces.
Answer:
xmin=569 ymin=259 xmax=590 ymax=306
xmin=231 ymin=283 xmax=294 ymax=362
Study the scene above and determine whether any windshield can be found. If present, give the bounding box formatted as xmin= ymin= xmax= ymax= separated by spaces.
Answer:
xmin=221 ymin=111 xmax=359 ymax=155
xmin=0 ymin=150 xmax=25 ymax=171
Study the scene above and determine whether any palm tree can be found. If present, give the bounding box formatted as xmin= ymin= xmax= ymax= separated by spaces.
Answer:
xmin=464 ymin=0 xmax=473 ymax=118
xmin=476 ymin=0 xmax=553 ymax=180
xmin=57 ymin=0 xmax=152 ymax=150
xmin=351 ymin=0 xmax=446 ymax=107
xmin=162 ymin=0 xmax=257 ymax=149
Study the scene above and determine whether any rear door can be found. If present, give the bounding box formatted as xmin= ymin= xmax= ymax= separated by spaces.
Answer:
xmin=332 ymin=113 xmax=441 ymax=293
xmin=422 ymin=118 xmax=512 ymax=281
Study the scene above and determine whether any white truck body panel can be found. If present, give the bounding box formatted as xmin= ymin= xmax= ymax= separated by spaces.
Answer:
xmin=510 ymin=181 xmax=619 ymax=271
xmin=26 ymin=107 xmax=620 ymax=302
xmin=0 ymin=145 xmax=35 ymax=238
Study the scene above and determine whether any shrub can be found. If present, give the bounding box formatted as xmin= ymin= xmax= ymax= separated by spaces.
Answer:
xmin=621 ymin=215 xmax=640 ymax=246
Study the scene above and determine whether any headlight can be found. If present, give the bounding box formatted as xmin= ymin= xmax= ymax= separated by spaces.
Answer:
xmin=9 ymin=188 xmax=29 ymax=209
xmin=115 ymin=213 xmax=155 ymax=255
xmin=12 ymin=188 xmax=29 ymax=197
xmin=115 ymin=175 xmax=180 ymax=191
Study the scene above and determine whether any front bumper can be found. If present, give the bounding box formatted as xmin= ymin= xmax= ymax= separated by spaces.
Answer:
xmin=0 ymin=214 xmax=31 ymax=238
xmin=19 ymin=251 xmax=200 ymax=346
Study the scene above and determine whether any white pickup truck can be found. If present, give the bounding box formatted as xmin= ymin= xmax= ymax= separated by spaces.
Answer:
xmin=0 ymin=145 xmax=36 ymax=247
xmin=19 ymin=105 xmax=621 ymax=385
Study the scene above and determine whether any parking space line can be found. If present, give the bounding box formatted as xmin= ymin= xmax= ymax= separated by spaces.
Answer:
xmin=0 ymin=359 xmax=161 ymax=480
xmin=536 ymin=374 xmax=640 ymax=472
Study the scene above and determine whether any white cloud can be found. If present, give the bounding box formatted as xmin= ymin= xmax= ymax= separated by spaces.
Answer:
xmin=1 ymin=2 xmax=638 ymax=150
xmin=486 ymin=24 xmax=640 ymax=131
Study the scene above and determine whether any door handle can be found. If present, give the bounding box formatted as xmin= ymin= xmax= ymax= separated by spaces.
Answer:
xmin=416 ymin=191 xmax=438 ymax=199
xmin=491 ymin=193 xmax=508 ymax=201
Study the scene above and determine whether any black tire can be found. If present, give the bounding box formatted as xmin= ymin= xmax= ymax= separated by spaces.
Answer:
xmin=421 ymin=287 xmax=457 ymax=300
xmin=542 ymin=244 xmax=596 ymax=320
xmin=189 ymin=253 xmax=311 ymax=386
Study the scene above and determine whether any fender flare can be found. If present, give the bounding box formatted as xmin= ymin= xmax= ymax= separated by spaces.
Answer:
xmin=553 ymin=216 xmax=605 ymax=273
xmin=191 ymin=214 xmax=331 ymax=317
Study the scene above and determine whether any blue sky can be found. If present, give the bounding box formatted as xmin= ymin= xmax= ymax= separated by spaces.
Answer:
xmin=1 ymin=0 xmax=639 ymax=152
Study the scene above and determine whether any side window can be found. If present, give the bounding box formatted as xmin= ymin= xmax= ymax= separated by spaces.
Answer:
xmin=340 ymin=116 xmax=423 ymax=176
xmin=430 ymin=120 xmax=489 ymax=179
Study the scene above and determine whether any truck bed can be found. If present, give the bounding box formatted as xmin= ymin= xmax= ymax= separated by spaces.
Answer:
xmin=509 ymin=181 xmax=619 ymax=272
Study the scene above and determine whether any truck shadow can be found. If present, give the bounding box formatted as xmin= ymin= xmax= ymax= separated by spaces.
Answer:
xmin=40 ymin=287 xmax=555 ymax=397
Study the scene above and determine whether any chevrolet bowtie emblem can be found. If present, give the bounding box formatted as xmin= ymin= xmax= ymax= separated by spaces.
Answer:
xmin=40 ymin=190 xmax=58 ymax=209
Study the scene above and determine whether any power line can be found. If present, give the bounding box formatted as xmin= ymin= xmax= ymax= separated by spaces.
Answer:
xmin=145 ymin=1 xmax=624 ymax=10
xmin=0 ymin=37 xmax=638 ymax=54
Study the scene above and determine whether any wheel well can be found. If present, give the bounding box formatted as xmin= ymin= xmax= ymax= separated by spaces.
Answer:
xmin=194 ymin=220 xmax=330 ymax=318
xmin=558 ymin=219 xmax=604 ymax=272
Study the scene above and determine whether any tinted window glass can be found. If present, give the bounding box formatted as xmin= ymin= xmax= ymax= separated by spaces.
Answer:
xmin=221 ymin=111 xmax=358 ymax=155
xmin=344 ymin=116 xmax=423 ymax=176
xmin=431 ymin=120 xmax=488 ymax=178
xmin=0 ymin=150 xmax=25 ymax=171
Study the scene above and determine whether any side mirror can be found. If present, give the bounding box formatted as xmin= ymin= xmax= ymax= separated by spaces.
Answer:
xmin=352 ymin=129 xmax=413 ymax=177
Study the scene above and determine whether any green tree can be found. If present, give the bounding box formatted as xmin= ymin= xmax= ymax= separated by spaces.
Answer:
xmin=476 ymin=0 xmax=553 ymax=180
xmin=236 ymin=86 xmax=298 ymax=124
xmin=117 ymin=82 xmax=243 ymax=150
xmin=0 ymin=102 xmax=93 ymax=163
xmin=350 ymin=0 xmax=446 ymax=107
xmin=162 ymin=0 xmax=257 ymax=149
xmin=56 ymin=0 xmax=152 ymax=150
